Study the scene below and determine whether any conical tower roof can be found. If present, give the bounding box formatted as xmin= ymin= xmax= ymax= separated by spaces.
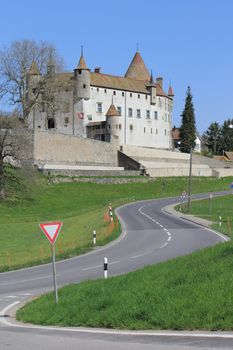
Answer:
xmin=77 ymin=54 xmax=88 ymax=69
xmin=125 ymin=51 xmax=150 ymax=81
xmin=106 ymin=103 xmax=120 ymax=117
xmin=76 ymin=47 xmax=89 ymax=70
xmin=168 ymin=85 xmax=174 ymax=96
xmin=29 ymin=61 xmax=40 ymax=75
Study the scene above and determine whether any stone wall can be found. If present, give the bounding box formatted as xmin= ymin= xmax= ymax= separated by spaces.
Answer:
xmin=34 ymin=131 xmax=118 ymax=166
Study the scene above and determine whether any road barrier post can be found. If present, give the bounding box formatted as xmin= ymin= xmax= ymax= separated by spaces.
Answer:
xmin=219 ymin=216 xmax=222 ymax=227
xmin=104 ymin=257 xmax=108 ymax=279
xmin=93 ymin=230 xmax=96 ymax=245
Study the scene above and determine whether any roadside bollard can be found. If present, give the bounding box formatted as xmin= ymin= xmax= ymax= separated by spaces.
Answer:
xmin=93 ymin=230 xmax=96 ymax=245
xmin=109 ymin=210 xmax=113 ymax=222
xmin=219 ymin=216 xmax=222 ymax=227
xmin=104 ymin=257 xmax=108 ymax=279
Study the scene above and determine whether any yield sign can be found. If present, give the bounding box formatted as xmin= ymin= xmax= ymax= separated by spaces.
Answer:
xmin=39 ymin=222 xmax=63 ymax=245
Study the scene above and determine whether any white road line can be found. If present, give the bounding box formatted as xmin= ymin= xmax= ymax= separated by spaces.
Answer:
xmin=1 ymin=275 xmax=54 ymax=286
xmin=82 ymin=260 xmax=120 ymax=271
xmin=5 ymin=296 xmax=18 ymax=299
xmin=138 ymin=204 xmax=172 ymax=250
xmin=0 ymin=301 xmax=20 ymax=325
xmin=81 ymin=264 xmax=102 ymax=271
xmin=130 ymin=251 xmax=153 ymax=259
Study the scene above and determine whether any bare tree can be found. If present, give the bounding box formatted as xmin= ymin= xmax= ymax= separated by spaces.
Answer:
xmin=0 ymin=40 xmax=64 ymax=119
xmin=0 ymin=112 xmax=34 ymax=200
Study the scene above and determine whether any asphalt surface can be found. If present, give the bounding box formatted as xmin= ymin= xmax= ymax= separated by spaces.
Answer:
xmin=0 ymin=191 xmax=232 ymax=350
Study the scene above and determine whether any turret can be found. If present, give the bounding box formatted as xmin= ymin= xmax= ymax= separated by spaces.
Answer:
xmin=73 ymin=48 xmax=90 ymax=100
xmin=26 ymin=61 xmax=41 ymax=102
xmin=147 ymin=70 xmax=156 ymax=105
xmin=105 ymin=99 xmax=120 ymax=142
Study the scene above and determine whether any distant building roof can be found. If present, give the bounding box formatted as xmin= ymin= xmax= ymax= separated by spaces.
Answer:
xmin=225 ymin=151 xmax=233 ymax=161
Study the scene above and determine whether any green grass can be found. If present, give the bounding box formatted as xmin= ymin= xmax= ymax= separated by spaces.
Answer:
xmin=0 ymin=175 xmax=232 ymax=271
xmin=17 ymin=240 xmax=233 ymax=330
xmin=16 ymin=179 xmax=233 ymax=331
xmin=182 ymin=194 xmax=233 ymax=238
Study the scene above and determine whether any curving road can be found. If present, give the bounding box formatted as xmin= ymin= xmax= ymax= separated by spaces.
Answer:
xmin=0 ymin=192 xmax=232 ymax=350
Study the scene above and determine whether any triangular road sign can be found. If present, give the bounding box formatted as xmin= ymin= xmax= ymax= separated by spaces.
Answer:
xmin=39 ymin=222 xmax=63 ymax=245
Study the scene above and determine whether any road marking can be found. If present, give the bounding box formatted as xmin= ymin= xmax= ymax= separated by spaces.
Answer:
xmin=138 ymin=204 xmax=172 ymax=250
xmin=0 ymin=301 xmax=20 ymax=324
xmin=160 ymin=242 xmax=168 ymax=248
xmin=1 ymin=275 xmax=54 ymax=286
xmin=130 ymin=251 xmax=153 ymax=259
xmin=82 ymin=260 xmax=120 ymax=271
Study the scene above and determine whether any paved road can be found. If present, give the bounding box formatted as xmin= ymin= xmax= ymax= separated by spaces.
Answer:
xmin=0 ymin=192 xmax=232 ymax=350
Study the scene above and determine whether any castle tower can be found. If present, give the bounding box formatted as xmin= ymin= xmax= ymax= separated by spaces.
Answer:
xmin=105 ymin=101 xmax=120 ymax=143
xmin=125 ymin=51 xmax=150 ymax=81
xmin=26 ymin=61 xmax=41 ymax=103
xmin=73 ymin=48 xmax=90 ymax=100
xmin=147 ymin=70 xmax=156 ymax=105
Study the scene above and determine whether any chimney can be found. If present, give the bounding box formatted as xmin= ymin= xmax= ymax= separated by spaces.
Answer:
xmin=94 ymin=67 xmax=101 ymax=73
xmin=156 ymin=77 xmax=163 ymax=88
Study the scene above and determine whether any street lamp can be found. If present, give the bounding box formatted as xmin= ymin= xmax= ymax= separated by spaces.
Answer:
xmin=187 ymin=147 xmax=193 ymax=212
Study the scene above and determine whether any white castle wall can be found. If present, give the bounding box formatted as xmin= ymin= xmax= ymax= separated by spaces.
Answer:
xmin=33 ymin=131 xmax=118 ymax=166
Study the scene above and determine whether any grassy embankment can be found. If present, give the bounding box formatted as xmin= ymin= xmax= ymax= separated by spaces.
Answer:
xmin=17 ymin=183 xmax=233 ymax=331
xmin=0 ymin=175 xmax=232 ymax=272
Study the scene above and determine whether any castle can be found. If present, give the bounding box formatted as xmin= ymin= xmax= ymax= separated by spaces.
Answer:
xmin=26 ymin=50 xmax=174 ymax=149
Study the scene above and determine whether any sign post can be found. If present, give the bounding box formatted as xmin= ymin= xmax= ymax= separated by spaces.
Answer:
xmin=39 ymin=221 xmax=63 ymax=304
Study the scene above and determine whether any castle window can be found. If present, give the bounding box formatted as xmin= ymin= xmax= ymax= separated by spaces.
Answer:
xmin=165 ymin=129 xmax=167 ymax=135
xmin=144 ymin=127 xmax=146 ymax=133
xmin=113 ymin=91 xmax=116 ymax=95
xmin=64 ymin=117 xmax=69 ymax=124
xmin=122 ymin=92 xmax=125 ymax=97
xmin=83 ymin=84 xmax=86 ymax=89
xmin=159 ymin=98 xmax=162 ymax=108
xmin=146 ymin=110 xmax=150 ymax=119
xmin=128 ymin=108 xmax=133 ymax=117
xmin=97 ymin=87 xmax=99 ymax=92
xmin=130 ymin=93 xmax=132 ymax=98
xmin=63 ymin=102 xmax=70 ymax=113
xmin=154 ymin=111 xmax=158 ymax=119
xmin=119 ymin=124 xmax=122 ymax=130
xmin=156 ymin=128 xmax=158 ymax=134
xmin=48 ymin=117 xmax=55 ymax=129
xmin=145 ymin=95 xmax=148 ymax=100
xmin=104 ymin=89 xmax=107 ymax=93
xmin=40 ymin=102 xmax=46 ymax=112
xmin=138 ymin=94 xmax=140 ymax=99
xmin=78 ymin=70 xmax=82 ymax=75
xmin=117 ymin=106 xmax=122 ymax=115
xmin=87 ymin=114 xmax=92 ymax=121
xmin=151 ymin=128 xmax=152 ymax=134
xmin=129 ymin=124 xmax=133 ymax=131
xmin=116 ymin=124 xmax=118 ymax=129
xmin=97 ymin=103 xmax=102 ymax=113
xmin=136 ymin=109 xmax=141 ymax=118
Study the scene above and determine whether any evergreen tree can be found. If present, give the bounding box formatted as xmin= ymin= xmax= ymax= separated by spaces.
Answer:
xmin=179 ymin=86 xmax=196 ymax=153
xmin=221 ymin=118 xmax=233 ymax=153
xmin=203 ymin=122 xmax=222 ymax=155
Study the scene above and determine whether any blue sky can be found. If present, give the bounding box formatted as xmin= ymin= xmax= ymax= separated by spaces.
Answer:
xmin=1 ymin=0 xmax=233 ymax=133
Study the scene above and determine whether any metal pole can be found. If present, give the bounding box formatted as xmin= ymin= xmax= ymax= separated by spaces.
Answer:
xmin=51 ymin=245 xmax=58 ymax=304
xmin=187 ymin=148 xmax=192 ymax=212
